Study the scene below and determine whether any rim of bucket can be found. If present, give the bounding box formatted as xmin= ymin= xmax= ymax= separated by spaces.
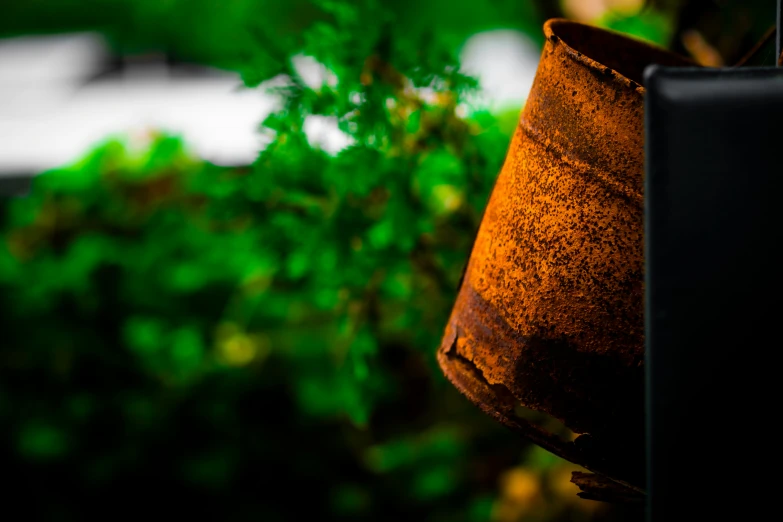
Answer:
xmin=544 ymin=18 xmax=697 ymax=93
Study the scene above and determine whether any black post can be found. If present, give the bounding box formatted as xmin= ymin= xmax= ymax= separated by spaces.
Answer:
xmin=645 ymin=50 xmax=783 ymax=522
xmin=777 ymin=0 xmax=782 ymax=65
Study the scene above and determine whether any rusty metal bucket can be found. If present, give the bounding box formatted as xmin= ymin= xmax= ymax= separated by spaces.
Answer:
xmin=438 ymin=19 xmax=694 ymax=496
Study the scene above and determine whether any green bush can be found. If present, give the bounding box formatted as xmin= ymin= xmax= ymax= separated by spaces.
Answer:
xmin=0 ymin=2 xmax=529 ymax=518
xmin=0 ymin=121 xmax=509 ymax=517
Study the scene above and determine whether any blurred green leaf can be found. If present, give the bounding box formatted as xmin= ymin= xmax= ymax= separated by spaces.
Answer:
xmin=413 ymin=465 xmax=458 ymax=499
xmin=124 ymin=316 xmax=165 ymax=354
xmin=17 ymin=422 xmax=69 ymax=460
xmin=525 ymin=444 xmax=565 ymax=470
xmin=598 ymin=8 xmax=674 ymax=48
xmin=331 ymin=483 xmax=371 ymax=515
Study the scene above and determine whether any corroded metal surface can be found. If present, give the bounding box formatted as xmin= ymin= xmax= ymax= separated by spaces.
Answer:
xmin=438 ymin=19 xmax=695 ymax=490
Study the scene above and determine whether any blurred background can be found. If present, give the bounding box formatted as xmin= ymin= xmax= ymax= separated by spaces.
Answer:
xmin=0 ymin=1 xmax=775 ymax=520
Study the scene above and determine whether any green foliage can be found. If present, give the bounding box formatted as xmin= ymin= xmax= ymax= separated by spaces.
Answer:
xmin=0 ymin=117 xmax=509 ymax=519
xmin=17 ymin=421 xmax=69 ymax=460
xmin=1 ymin=0 xmax=545 ymax=75
xmin=597 ymin=7 xmax=675 ymax=47
xmin=0 ymin=1 xmax=529 ymax=516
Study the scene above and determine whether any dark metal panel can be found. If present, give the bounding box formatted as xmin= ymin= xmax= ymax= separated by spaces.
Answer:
xmin=645 ymin=65 xmax=783 ymax=521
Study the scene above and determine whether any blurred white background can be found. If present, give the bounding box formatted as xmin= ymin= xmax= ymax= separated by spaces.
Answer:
xmin=0 ymin=30 xmax=540 ymax=179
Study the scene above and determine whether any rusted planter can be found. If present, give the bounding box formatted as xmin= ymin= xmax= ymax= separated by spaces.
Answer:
xmin=437 ymin=19 xmax=694 ymax=495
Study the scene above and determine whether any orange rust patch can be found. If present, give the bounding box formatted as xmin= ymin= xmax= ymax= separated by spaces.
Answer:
xmin=437 ymin=19 xmax=696 ymax=491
